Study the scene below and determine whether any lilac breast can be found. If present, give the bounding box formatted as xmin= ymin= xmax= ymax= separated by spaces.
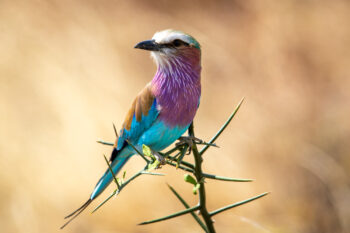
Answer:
xmin=151 ymin=54 xmax=201 ymax=128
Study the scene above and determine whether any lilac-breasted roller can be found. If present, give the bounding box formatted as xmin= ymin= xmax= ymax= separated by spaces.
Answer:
xmin=61 ymin=29 xmax=201 ymax=228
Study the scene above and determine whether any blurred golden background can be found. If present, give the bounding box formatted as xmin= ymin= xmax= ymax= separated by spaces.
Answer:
xmin=1 ymin=0 xmax=350 ymax=232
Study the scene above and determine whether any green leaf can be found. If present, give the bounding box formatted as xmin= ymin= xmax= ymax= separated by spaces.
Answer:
xmin=147 ymin=159 xmax=160 ymax=172
xmin=184 ymin=174 xmax=197 ymax=185
xmin=143 ymin=144 xmax=153 ymax=157
xmin=184 ymin=174 xmax=200 ymax=195
xmin=192 ymin=183 xmax=200 ymax=195
xmin=116 ymin=177 xmax=123 ymax=186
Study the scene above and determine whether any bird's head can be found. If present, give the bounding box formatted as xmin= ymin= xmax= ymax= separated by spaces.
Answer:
xmin=134 ymin=29 xmax=201 ymax=68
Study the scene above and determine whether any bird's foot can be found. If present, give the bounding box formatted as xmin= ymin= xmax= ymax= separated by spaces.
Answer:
xmin=152 ymin=150 xmax=166 ymax=166
xmin=176 ymin=136 xmax=219 ymax=154
xmin=176 ymin=136 xmax=195 ymax=154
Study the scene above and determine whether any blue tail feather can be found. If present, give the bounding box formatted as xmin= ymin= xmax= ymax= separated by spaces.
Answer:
xmin=90 ymin=149 xmax=133 ymax=200
xmin=61 ymin=148 xmax=133 ymax=229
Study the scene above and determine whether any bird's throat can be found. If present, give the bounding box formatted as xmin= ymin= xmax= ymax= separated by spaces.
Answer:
xmin=151 ymin=52 xmax=201 ymax=127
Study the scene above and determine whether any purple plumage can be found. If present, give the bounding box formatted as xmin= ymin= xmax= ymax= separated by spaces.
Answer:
xmin=152 ymin=47 xmax=201 ymax=127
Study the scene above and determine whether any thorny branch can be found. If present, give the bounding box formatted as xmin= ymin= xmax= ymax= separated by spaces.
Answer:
xmin=94 ymin=99 xmax=268 ymax=232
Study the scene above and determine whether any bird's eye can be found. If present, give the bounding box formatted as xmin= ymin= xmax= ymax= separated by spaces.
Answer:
xmin=173 ymin=39 xmax=184 ymax=47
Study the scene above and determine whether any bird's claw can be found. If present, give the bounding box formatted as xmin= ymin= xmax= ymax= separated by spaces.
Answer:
xmin=176 ymin=136 xmax=218 ymax=155
xmin=152 ymin=151 xmax=166 ymax=166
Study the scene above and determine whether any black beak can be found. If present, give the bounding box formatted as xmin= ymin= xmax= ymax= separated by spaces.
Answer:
xmin=134 ymin=39 xmax=160 ymax=51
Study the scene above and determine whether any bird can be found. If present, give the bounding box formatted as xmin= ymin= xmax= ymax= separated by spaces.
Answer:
xmin=61 ymin=29 xmax=202 ymax=229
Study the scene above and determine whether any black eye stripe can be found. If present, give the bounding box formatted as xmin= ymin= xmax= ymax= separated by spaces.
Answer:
xmin=172 ymin=39 xmax=189 ymax=47
xmin=158 ymin=39 xmax=189 ymax=48
xmin=157 ymin=39 xmax=190 ymax=49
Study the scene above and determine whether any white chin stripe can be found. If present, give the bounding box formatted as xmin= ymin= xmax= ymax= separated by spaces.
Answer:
xmin=151 ymin=52 xmax=172 ymax=68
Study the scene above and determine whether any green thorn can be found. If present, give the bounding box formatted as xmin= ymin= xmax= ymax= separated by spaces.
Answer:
xmin=126 ymin=139 xmax=149 ymax=163
xmin=91 ymin=190 xmax=118 ymax=214
xmin=166 ymin=153 xmax=195 ymax=170
xmin=167 ymin=184 xmax=208 ymax=233
xmin=103 ymin=154 xmax=120 ymax=190
xmin=200 ymin=98 xmax=244 ymax=155
xmin=141 ymin=171 xmax=165 ymax=176
xmin=96 ymin=140 xmax=114 ymax=146
xmin=176 ymin=145 xmax=188 ymax=168
xmin=202 ymin=173 xmax=253 ymax=182
xmin=197 ymin=141 xmax=219 ymax=148
xmin=163 ymin=145 xmax=183 ymax=156
xmin=113 ymin=123 xmax=119 ymax=138
xmin=179 ymin=160 xmax=195 ymax=169
xmin=172 ymin=151 xmax=182 ymax=160
xmin=92 ymin=168 xmax=147 ymax=213
xmin=209 ymin=192 xmax=269 ymax=217
xmin=139 ymin=205 xmax=200 ymax=225
xmin=166 ymin=160 xmax=194 ymax=173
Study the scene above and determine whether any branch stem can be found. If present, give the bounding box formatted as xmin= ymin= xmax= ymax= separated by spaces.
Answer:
xmin=189 ymin=123 xmax=216 ymax=233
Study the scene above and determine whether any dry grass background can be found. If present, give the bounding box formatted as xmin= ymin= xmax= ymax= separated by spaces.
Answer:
xmin=1 ymin=0 xmax=350 ymax=232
